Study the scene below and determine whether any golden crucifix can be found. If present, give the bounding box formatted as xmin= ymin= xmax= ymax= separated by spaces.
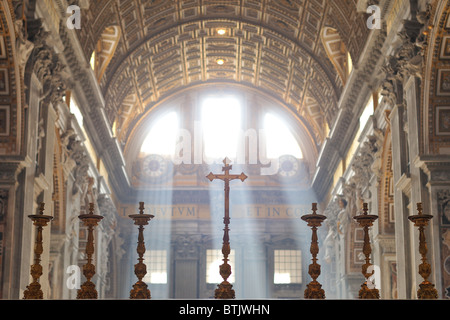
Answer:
xmin=206 ymin=157 xmax=247 ymax=299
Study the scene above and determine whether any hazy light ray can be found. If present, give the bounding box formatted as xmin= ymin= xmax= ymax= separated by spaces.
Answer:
xmin=141 ymin=112 xmax=179 ymax=155
xmin=264 ymin=113 xmax=303 ymax=159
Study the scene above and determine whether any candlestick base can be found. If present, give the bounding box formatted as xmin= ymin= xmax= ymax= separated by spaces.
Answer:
xmin=215 ymin=281 xmax=235 ymax=299
xmin=417 ymin=281 xmax=438 ymax=299
xmin=23 ymin=282 xmax=44 ymax=300
xmin=130 ymin=280 xmax=151 ymax=299
xmin=304 ymin=280 xmax=325 ymax=299
xmin=358 ymin=282 xmax=380 ymax=299
xmin=77 ymin=281 xmax=98 ymax=299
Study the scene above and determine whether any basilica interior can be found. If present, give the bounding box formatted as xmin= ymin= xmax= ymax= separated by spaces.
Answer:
xmin=0 ymin=0 xmax=449 ymax=300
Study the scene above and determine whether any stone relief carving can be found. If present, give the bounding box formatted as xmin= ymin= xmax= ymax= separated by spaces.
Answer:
xmin=336 ymin=133 xmax=382 ymax=242
xmin=350 ymin=134 xmax=380 ymax=191
xmin=62 ymin=129 xmax=90 ymax=195
xmin=380 ymin=55 xmax=402 ymax=107
xmin=97 ymin=193 xmax=118 ymax=242
xmin=437 ymin=189 xmax=450 ymax=225
xmin=396 ymin=29 xmax=424 ymax=80
xmin=380 ymin=5 xmax=430 ymax=107
xmin=14 ymin=20 xmax=34 ymax=75
xmin=370 ymin=128 xmax=385 ymax=181
xmin=443 ymin=229 xmax=450 ymax=251
xmin=395 ymin=5 xmax=430 ymax=81
xmin=31 ymin=24 xmax=69 ymax=106
xmin=0 ymin=189 xmax=7 ymax=222
xmin=323 ymin=196 xmax=346 ymax=263
xmin=324 ymin=197 xmax=342 ymax=239
xmin=174 ymin=234 xmax=201 ymax=259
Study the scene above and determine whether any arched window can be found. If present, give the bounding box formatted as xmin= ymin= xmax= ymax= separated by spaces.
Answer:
xmin=138 ymin=95 xmax=304 ymax=166
xmin=201 ymin=96 xmax=241 ymax=161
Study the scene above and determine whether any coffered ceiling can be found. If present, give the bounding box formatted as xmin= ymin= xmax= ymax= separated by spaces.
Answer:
xmin=75 ymin=0 xmax=369 ymax=150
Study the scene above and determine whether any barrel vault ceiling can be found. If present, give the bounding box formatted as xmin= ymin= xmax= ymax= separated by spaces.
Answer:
xmin=75 ymin=0 xmax=370 ymax=151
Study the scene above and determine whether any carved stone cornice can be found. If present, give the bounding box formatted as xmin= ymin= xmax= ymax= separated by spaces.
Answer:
xmin=416 ymin=155 xmax=450 ymax=184
xmin=57 ymin=23 xmax=132 ymax=201
xmin=0 ymin=157 xmax=31 ymax=184
xmin=396 ymin=172 xmax=412 ymax=195
xmin=373 ymin=234 xmax=396 ymax=254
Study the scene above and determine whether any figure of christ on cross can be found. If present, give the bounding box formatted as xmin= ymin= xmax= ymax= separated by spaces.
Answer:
xmin=206 ymin=157 xmax=247 ymax=299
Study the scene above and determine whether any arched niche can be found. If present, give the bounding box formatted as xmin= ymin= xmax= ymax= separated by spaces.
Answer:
xmin=123 ymin=83 xmax=319 ymax=184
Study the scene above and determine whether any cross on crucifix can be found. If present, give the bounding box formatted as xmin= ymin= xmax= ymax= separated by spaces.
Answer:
xmin=206 ymin=157 xmax=247 ymax=225
xmin=206 ymin=157 xmax=247 ymax=299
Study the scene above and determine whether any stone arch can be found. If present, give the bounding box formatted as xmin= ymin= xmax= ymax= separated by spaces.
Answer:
xmin=302 ymin=95 xmax=328 ymax=145
xmin=123 ymin=84 xmax=319 ymax=182
xmin=0 ymin=1 xmax=25 ymax=156
xmin=422 ymin=1 xmax=450 ymax=154
xmin=90 ymin=25 xmax=121 ymax=82
xmin=320 ymin=26 xmax=353 ymax=86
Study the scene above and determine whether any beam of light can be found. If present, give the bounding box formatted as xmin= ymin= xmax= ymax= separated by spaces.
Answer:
xmin=263 ymin=113 xmax=303 ymax=159
xmin=140 ymin=111 xmax=179 ymax=156
xmin=142 ymin=250 xmax=168 ymax=284
xmin=134 ymin=189 xmax=173 ymax=299
xmin=206 ymin=249 xmax=235 ymax=284
xmin=274 ymin=273 xmax=291 ymax=284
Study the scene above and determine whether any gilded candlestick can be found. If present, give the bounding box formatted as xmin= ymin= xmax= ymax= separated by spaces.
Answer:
xmin=23 ymin=203 xmax=53 ymax=299
xmin=301 ymin=203 xmax=326 ymax=299
xmin=129 ymin=202 xmax=154 ymax=299
xmin=77 ymin=203 xmax=103 ymax=299
xmin=353 ymin=203 xmax=379 ymax=299
xmin=408 ymin=203 xmax=438 ymax=299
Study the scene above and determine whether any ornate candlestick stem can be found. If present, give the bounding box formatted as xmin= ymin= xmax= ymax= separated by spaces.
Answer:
xmin=23 ymin=203 xmax=53 ymax=299
xmin=77 ymin=203 xmax=103 ymax=299
xmin=129 ymin=202 xmax=154 ymax=299
xmin=408 ymin=203 xmax=438 ymax=299
xmin=353 ymin=203 xmax=379 ymax=299
xmin=301 ymin=203 xmax=326 ymax=299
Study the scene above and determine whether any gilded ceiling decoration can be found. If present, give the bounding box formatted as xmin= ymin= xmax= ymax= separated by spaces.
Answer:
xmin=75 ymin=0 xmax=369 ymax=148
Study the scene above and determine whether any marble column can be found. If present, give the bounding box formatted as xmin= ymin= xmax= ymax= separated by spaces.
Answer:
xmin=13 ymin=73 xmax=42 ymax=299
xmin=31 ymin=99 xmax=58 ymax=299
xmin=418 ymin=157 xmax=450 ymax=297
xmin=241 ymin=240 xmax=267 ymax=299
xmin=389 ymin=103 xmax=414 ymax=299
xmin=405 ymin=75 xmax=433 ymax=298
xmin=173 ymin=234 xmax=200 ymax=298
